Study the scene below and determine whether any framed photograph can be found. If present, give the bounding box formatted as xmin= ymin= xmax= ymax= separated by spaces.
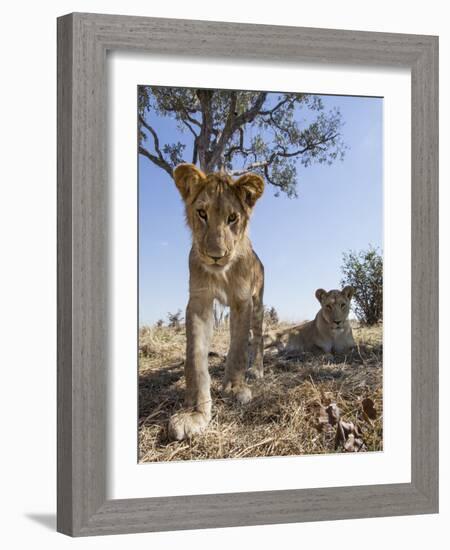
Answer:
xmin=57 ymin=13 xmax=438 ymax=536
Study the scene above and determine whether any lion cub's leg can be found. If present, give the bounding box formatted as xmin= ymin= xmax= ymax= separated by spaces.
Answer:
xmin=223 ymin=299 xmax=253 ymax=404
xmin=168 ymin=298 xmax=213 ymax=441
xmin=248 ymin=290 xmax=264 ymax=379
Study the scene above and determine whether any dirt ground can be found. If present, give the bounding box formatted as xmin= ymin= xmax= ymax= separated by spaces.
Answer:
xmin=138 ymin=322 xmax=383 ymax=462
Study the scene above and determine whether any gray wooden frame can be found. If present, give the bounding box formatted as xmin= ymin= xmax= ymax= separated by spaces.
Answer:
xmin=57 ymin=12 xmax=438 ymax=537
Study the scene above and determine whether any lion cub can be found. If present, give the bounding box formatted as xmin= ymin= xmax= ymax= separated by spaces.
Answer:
xmin=168 ymin=164 xmax=265 ymax=441
xmin=266 ymin=287 xmax=356 ymax=355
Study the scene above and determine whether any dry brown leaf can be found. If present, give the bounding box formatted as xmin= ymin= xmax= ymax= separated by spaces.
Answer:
xmin=362 ymin=397 xmax=377 ymax=420
xmin=313 ymin=402 xmax=341 ymax=434
xmin=326 ymin=403 xmax=340 ymax=425
xmin=343 ymin=433 xmax=365 ymax=452
xmin=335 ymin=420 xmax=366 ymax=452
xmin=314 ymin=405 xmax=333 ymax=432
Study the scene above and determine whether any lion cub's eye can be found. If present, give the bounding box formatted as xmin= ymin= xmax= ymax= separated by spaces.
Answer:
xmin=197 ymin=209 xmax=207 ymax=221
xmin=227 ymin=213 xmax=237 ymax=224
xmin=326 ymin=305 xmax=332 ymax=311
xmin=340 ymin=303 xmax=346 ymax=309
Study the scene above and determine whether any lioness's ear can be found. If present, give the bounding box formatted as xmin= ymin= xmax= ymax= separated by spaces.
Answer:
xmin=342 ymin=286 xmax=355 ymax=300
xmin=315 ymin=288 xmax=327 ymax=303
xmin=173 ymin=163 xmax=206 ymax=203
xmin=233 ymin=173 xmax=264 ymax=209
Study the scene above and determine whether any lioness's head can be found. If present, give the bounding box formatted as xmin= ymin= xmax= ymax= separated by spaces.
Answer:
xmin=173 ymin=163 xmax=264 ymax=271
xmin=315 ymin=287 xmax=354 ymax=328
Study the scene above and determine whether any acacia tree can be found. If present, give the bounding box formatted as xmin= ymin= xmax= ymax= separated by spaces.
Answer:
xmin=167 ymin=309 xmax=184 ymax=330
xmin=139 ymin=87 xmax=346 ymax=197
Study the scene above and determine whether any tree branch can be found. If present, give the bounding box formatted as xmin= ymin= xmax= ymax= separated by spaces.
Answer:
xmin=258 ymin=96 xmax=293 ymax=116
xmin=234 ymin=92 xmax=268 ymax=127
xmin=260 ymin=107 xmax=300 ymax=142
xmin=209 ymin=92 xmax=268 ymax=171
xmin=230 ymin=165 xmax=265 ymax=176
xmin=139 ymin=115 xmax=166 ymax=161
xmin=224 ymin=127 xmax=245 ymax=161
xmin=230 ymin=131 xmax=338 ymax=177
xmin=139 ymin=145 xmax=173 ymax=176
xmin=180 ymin=118 xmax=199 ymax=138
xmin=274 ymin=133 xmax=338 ymax=158
xmin=264 ymin=164 xmax=284 ymax=188
xmin=208 ymin=92 xmax=238 ymax=169
xmin=192 ymin=137 xmax=198 ymax=165
xmin=196 ymin=89 xmax=214 ymax=170
xmin=155 ymin=94 xmax=202 ymax=126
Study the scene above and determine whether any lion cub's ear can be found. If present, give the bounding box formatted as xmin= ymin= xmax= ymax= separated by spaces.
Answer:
xmin=315 ymin=288 xmax=327 ymax=303
xmin=173 ymin=163 xmax=206 ymax=203
xmin=342 ymin=286 xmax=355 ymax=300
xmin=233 ymin=173 xmax=264 ymax=209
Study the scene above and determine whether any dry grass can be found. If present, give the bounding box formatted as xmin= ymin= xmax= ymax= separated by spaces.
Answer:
xmin=138 ymin=321 xmax=383 ymax=462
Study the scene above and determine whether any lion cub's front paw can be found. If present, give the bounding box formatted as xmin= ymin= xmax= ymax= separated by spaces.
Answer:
xmin=222 ymin=380 xmax=252 ymax=404
xmin=168 ymin=411 xmax=210 ymax=441
xmin=248 ymin=363 xmax=264 ymax=379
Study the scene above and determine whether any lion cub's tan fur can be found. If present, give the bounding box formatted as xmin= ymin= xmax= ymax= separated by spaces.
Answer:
xmin=168 ymin=164 xmax=265 ymax=441
xmin=266 ymin=287 xmax=356 ymax=355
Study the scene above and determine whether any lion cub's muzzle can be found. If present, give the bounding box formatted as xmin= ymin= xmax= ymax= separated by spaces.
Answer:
xmin=208 ymin=253 xmax=226 ymax=263
xmin=331 ymin=320 xmax=345 ymax=332
xmin=199 ymin=249 xmax=232 ymax=270
xmin=205 ymin=253 xmax=230 ymax=269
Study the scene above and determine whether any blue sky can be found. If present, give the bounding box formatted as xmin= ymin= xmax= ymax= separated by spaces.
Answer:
xmin=139 ymin=92 xmax=383 ymax=325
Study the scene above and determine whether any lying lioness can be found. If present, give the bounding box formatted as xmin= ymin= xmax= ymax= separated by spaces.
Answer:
xmin=265 ymin=287 xmax=356 ymax=355
xmin=168 ymin=163 xmax=265 ymax=441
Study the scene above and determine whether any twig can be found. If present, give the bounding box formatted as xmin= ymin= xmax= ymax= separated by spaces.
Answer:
xmin=139 ymin=399 xmax=170 ymax=426
xmin=233 ymin=437 xmax=275 ymax=459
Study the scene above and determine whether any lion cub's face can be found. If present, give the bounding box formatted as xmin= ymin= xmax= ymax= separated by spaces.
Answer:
xmin=315 ymin=287 xmax=355 ymax=329
xmin=173 ymin=164 xmax=264 ymax=271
